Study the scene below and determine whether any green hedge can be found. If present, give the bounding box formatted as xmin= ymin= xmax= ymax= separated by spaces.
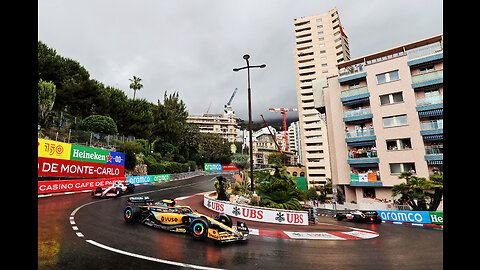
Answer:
xmin=144 ymin=154 xmax=195 ymax=174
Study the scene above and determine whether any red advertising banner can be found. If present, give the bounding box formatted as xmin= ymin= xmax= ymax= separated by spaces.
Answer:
xmin=38 ymin=157 xmax=124 ymax=178
xmin=38 ymin=177 xmax=126 ymax=194
xmin=221 ymin=163 xmax=238 ymax=171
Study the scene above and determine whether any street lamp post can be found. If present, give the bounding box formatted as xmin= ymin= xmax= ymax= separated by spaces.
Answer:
xmin=233 ymin=54 xmax=266 ymax=192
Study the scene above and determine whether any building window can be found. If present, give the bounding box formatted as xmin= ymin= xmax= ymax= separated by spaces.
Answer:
xmin=319 ymin=37 xmax=324 ymax=41
xmin=318 ymin=31 xmax=324 ymax=35
xmin=383 ymin=114 xmax=408 ymax=128
xmin=376 ymin=70 xmax=399 ymax=84
xmin=320 ymin=50 xmax=326 ymax=54
xmin=419 ymin=66 xmax=435 ymax=74
xmin=386 ymin=138 xmax=412 ymax=151
xmin=348 ymin=82 xmax=360 ymax=89
xmin=316 ymin=18 xmax=322 ymax=22
xmin=380 ymin=92 xmax=404 ymax=105
xmin=389 ymin=163 xmax=416 ymax=174
xmin=317 ymin=25 xmax=323 ymax=29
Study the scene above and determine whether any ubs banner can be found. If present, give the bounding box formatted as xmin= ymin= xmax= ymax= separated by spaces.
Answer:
xmin=38 ymin=138 xmax=125 ymax=177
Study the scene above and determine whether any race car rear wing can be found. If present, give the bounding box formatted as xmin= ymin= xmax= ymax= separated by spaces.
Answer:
xmin=127 ymin=196 xmax=154 ymax=206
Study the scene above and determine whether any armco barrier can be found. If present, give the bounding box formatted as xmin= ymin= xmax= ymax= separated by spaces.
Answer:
xmin=203 ymin=191 xmax=309 ymax=226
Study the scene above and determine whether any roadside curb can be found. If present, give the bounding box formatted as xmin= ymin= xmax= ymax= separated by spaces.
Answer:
xmin=246 ymin=227 xmax=379 ymax=240
xmin=381 ymin=220 xmax=443 ymax=229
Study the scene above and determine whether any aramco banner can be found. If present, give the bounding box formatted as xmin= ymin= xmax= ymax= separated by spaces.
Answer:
xmin=38 ymin=138 xmax=125 ymax=177
xmin=204 ymin=163 xmax=238 ymax=171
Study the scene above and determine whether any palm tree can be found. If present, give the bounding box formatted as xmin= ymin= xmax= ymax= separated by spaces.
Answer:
xmin=129 ymin=76 xmax=143 ymax=100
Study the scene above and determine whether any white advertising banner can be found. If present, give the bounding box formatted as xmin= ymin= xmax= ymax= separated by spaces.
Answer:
xmin=359 ymin=173 xmax=368 ymax=182
xmin=204 ymin=194 xmax=308 ymax=226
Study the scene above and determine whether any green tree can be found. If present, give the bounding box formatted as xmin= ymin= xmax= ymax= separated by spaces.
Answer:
xmin=38 ymin=79 xmax=56 ymax=128
xmin=123 ymin=98 xmax=154 ymax=139
xmin=232 ymin=153 xmax=250 ymax=181
xmin=129 ymin=75 xmax=143 ymax=100
xmin=268 ymin=153 xmax=288 ymax=168
xmin=197 ymin=133 xmax=232 ymax=165
xmin=118 ymin=141 xmax=145 ymax=170
xmin=392 ymin=172 xmax=443 ymax=211
xmin=152 ymin=91 xmax=188 ymax=144
xmin=78 ymin=115 xmax=118 ymax=134
xmin=255 ymin=165 xmax=304 ymax=210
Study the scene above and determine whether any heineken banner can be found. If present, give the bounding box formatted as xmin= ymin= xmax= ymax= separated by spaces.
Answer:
xmin=38 ymin=138 xmax=125 ymax=178
xmin=38 ymin=138 xmax=125 ymax=166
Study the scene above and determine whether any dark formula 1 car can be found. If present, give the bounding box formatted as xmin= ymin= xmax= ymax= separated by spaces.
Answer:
xmin=92 ymin=180 xmax=135 ymax=198
xmin=123 ymin=196 xmax=249 ymax=243
xmin=335 ymin=210 xmax=382 ymax=224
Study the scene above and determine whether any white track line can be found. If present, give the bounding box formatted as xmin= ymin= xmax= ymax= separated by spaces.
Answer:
xmin=86 ymin=240 xmax=225 ymax=270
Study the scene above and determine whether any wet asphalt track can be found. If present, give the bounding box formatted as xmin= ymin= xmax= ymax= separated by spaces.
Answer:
xmin=38 ymin=174 xmax=443 ymax=269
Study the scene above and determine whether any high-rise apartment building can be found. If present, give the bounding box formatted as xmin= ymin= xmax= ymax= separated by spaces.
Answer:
xmin=293 ymin=7 xmax=351 ymax=188
xmin=288 ymin=121 xmax=303 ymax=164
xmin=319 ymin=35 xmax=443 ymax=204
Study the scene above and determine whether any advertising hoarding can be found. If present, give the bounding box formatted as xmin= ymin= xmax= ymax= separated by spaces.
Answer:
xmin=38 ymin=138 xmax=125 ymax=166
xmin=204 ymin=163 xmax=222 ymax=171
xmin=376 ymin=210 xmax=432 ymax=224
xmin=38 ymin=177 xmax=125 ymax=194
xmin=204 ymin=196 xmax=308 ymax=226
xmin=204 ymin=163 xmax=238 ymax=171
xmin=38 ymin=157 xmax=124 ymax=178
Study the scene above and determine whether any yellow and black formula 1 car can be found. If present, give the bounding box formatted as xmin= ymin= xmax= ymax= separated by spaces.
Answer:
xmin=123 ymin=196 xmax=249 ymax=243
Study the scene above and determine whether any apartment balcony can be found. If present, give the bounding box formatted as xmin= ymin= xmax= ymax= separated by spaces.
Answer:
xmin=340 ymin=86 xmax=370 ymax=105
xmin=345 ymin=129 xmax=376 ymax=143
xmin=420 ymin=120 xmax=443 ymax=136
xmin=343 ymin=107 xmax=373 ymax=122
xmin=411 ymin=69 xmax=443 ymax=89
xmin=338 ymin=71 xmax=367 ymax=84
xmin=350 ymin=173 xmax=382 ymax=187
xmin=347 ymin=157 xmax=379 ymax=165
xmin=416 ymin=95 xmax=443 ymax=117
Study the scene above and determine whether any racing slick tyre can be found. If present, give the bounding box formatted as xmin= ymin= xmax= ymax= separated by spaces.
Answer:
xmin=92 ymin=187 xmax=102 ymax=197
xmin=124 ymin=205 xmax=141 ymax=223
xmin=336 ymin=214 xmax=344 ymax=221
xmin=126 ymin=184 xmax=135 ymax=193
xmin=215 ymin=213 xmax=233 ymax=228
xmin=189 ymin=219 xmax=209 ymax=240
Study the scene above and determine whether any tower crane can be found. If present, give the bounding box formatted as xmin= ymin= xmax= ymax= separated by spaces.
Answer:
xmin=226 ymin=88 xmax=238 ymax=106
xmin=224 ymin=88 xmax=238 ymax=116
xmin=269 ymin=108 xmax=297 ymax=151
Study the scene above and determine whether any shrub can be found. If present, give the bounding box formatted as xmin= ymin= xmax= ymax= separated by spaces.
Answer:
xmin=78 ymin=115 xmax=118 ymax=134
xmin=117 ymin=141 xmax=144 ymax=170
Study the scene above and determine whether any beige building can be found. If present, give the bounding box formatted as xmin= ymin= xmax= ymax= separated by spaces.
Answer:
xmin=293 ymin=7 xmax=351 ymax=189
xmin=252 ymin=131 xmax=298 ymax=169
xmin=187 ymin=107 xmax=237 ymax=142
xmin=319 ymin=35 xmax=443 ymax=203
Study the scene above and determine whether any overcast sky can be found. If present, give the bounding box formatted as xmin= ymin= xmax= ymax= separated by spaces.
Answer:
xmin=38 ymin=0 xmax=442 ymax=122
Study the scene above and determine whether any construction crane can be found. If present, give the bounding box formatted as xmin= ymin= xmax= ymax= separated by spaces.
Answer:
xmin=260 ymin=114 xmax=282 ymax=153
xmin=226 ymin=88 xmax=238 ymax=106
xmin=269 ymin=108 xmax=297 ymax=151
xmin=224 ymin=88 xmax=238 ymax=116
